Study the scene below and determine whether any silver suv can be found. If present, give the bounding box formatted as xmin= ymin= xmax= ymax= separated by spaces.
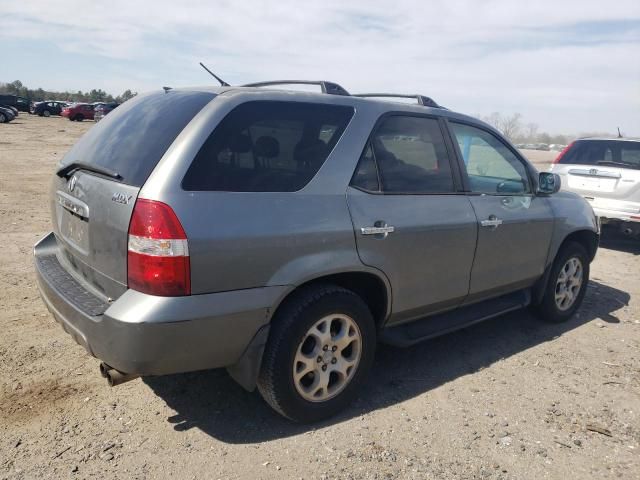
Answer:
xmin=34 ymin=82 xmax=599 ymax=422
xmin=550 ymin=138 xmax=640 ymax=237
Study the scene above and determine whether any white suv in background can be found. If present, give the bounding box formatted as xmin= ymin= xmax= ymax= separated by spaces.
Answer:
xmin=551 ymin=138 xmax=640 ymax=237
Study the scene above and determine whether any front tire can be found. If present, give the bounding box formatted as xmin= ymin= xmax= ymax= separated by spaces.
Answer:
xmin=536 ymin=242 xmax=589 ymax=323
xmin=257 ymin=284 xmax=376 ymax=423
xmin=43 ymin=110 xmax=51 ymax=117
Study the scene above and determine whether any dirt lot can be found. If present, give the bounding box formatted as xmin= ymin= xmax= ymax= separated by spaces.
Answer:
xmin=1 ymin=114 xmax=639 ymax=480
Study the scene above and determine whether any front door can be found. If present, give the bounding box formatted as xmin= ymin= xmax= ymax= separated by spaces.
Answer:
xmin=347 ymin=114 xmax=477 ymax=324
xmin=448 ymin=121 xmax=555 ymax=301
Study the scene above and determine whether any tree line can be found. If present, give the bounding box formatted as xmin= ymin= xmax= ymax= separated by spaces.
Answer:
xmin=478 ymin=112 xmax=614 ymax=145
xmin=0 ymin=80 xmax=137 ymax=104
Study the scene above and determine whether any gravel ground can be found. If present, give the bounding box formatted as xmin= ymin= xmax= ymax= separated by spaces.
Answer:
xmin=1 ymin=114 xmax=639 ymax=479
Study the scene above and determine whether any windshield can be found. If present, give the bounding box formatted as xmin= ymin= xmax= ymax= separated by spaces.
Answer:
xmin=59 ymin=90 xmax=215 ymax=186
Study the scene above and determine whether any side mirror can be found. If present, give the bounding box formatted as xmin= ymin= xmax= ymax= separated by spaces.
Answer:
xmin=537 ymin=172 xmax=561 ymax=194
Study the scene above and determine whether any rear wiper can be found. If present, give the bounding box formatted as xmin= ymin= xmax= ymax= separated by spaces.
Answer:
xmin=56 ymin=162 xmax=123 ymax=180
xmin=596 ymin=161 xmax=639 ymax=169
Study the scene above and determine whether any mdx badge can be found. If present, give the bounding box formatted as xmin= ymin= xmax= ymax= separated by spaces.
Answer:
xmin=112 ymin=192 xmax=133 ymax=205
xmin=68 ymin=175 xmax=77 ymax=192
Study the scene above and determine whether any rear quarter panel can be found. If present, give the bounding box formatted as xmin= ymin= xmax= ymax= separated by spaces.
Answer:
xmin=171 ymin=191 xmax=367 ymax=293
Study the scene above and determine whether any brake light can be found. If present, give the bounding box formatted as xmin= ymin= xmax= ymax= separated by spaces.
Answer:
xmin=553 ymin=141 xmax=575 ymax=164
xmin=127 ymin=199 xmax=190 ymax=296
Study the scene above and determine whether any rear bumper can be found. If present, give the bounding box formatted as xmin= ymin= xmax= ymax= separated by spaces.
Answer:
xmin=34 ymin=232 xmax=286 ymax=376
xmin=583 ymin=197 xmax=640 ymax=223
xmin=592 ymin=206 xmax=640 ymax=223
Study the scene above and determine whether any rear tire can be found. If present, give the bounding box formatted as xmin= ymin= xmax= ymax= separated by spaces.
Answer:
xmin=43 ymin=110 xmax=51 ymax=117
xmin=535 ymin=242 xmax=589 ymax=323
xmin=74 ymin=114 xmax=83 ymax=122
xmin=257 ymin=284 xmax=376 ymax=423
xmin=0 ymin=113 xmax=6 ymax=123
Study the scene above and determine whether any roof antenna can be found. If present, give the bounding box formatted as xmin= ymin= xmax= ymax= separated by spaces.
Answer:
xmin=199 ymin=62 xmax=230 ymax=86
xmin=617 ymin=127 xmax=623 ymax=138
xmin=162 ymin=86 xmax=172 ymax=93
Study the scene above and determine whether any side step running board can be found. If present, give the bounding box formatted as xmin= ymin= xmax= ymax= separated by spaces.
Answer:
xmin=380 ymin=290 xmax=531 ymax=348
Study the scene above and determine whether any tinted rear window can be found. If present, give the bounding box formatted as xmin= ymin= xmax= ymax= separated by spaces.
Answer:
xmin=59 ymin=90 xmax=215 ymax=186
xmin=182 ymin=101 xmax=354 ymax=192
xmin=560 ymin=140 xmax=640 ymax=170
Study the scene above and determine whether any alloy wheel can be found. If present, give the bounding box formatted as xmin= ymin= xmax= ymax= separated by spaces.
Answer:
xmin=293 ymin=314 xmax=362 ymax=402
xmin=554 ymin=256 xmax=583 ymax=311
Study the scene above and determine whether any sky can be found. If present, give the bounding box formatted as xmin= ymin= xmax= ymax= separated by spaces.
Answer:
xmin=1 ymin=0 xmax=639 ymax=136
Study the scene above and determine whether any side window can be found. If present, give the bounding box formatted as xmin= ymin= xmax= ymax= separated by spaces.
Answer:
xmin=450 ymin=122 xmax=530 ymax=194
xmin=183 ymin=101 xmax=354 ymax=192
xmin=620 ymin=143 xmax=640 ymax=166
xmin=351 ymin=144 xmax=380 ymax=191
xmin=367 ymin=116 xmax=455 ymax=194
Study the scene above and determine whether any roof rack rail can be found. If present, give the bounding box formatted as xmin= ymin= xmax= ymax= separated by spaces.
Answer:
xmin=242 ymin=80 xmax=350 ymax=96
xmin=354 ymin=93 xmax=441 ymax=108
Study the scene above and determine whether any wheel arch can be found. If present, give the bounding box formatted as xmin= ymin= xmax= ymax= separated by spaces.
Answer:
xmin=533 ymin=228 xmax=598 ymax=304
xmin=558 ymin=229 xmax=599 ymax=263
xmin=270 ymin=270 xmax=392 ymax=331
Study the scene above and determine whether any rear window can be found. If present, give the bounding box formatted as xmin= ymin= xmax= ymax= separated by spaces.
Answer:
xmin=560 ymin=140 xmax=640 ymax=170
xmin=59 ymin=90 xmax=215 ymax=186
xmin=182 ymin=101 xmax=354 ymax=192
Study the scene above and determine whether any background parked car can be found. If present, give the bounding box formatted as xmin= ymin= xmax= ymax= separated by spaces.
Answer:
xmin=94 ymin=102 xmax=119 ymax=122
xmin=0 ymin=94 xmax=30 ymax=112
xmin=549 ymin=143 xmax=567 ymax=151
xmin=1 ymin=105 xmax=19 ymax=116
xmin=29 ymin=101 xmax=42 ymax=114
xmin=0 ymin=105 xmax=16 ymax=123
xmin=32 ymin=101 xmax=66 ymax=117
xmin=61 ymin=103 xmax=95 ymax=121
xmin=551 ymin=137 xmax=640 ymax=237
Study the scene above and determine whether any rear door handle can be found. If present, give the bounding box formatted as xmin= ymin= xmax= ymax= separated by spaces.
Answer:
xmin=361 ymin=224 xmax=395 ymax=237
xmin=480 ymin=216 xmax=503 ymax=228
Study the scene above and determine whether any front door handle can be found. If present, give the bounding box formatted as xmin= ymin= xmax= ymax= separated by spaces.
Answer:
xmin=480 ymin=215 xmax=503 ymax=228
xmin=361 ymin=223 xmax=395 ymax=237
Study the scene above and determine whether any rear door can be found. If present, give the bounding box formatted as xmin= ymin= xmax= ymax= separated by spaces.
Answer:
xmin=553 ymin=140 xmax=640 ymax=205
xmin=347 ymin=114 xmax=477 ymax=324
xmin=52 ymin=90 xmax=214 ymax=300
xmin=447 ymin=121 xmax=554 ymax=300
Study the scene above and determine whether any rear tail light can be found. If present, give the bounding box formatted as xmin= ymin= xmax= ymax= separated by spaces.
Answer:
xmin=553 ymin=141 xmax=575 ymax=164
xmin=127 ymin=199 xmax=190 ymax=296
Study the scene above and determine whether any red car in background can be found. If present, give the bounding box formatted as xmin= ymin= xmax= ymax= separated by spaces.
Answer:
xmin=61 ymin=103 xmax=95 ymax=121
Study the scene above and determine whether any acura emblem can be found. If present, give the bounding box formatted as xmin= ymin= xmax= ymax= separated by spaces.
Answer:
xmin=68 ymin=175 xmax=77 ymax=192
xmin=589 ymin=168 xmax=598 ymax=175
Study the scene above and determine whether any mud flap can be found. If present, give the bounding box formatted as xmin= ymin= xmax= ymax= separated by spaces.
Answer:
xmin=226 ymin=324 xmax=270 ymax=391
xmin=532 ymin=262 xmax=554 ymax=305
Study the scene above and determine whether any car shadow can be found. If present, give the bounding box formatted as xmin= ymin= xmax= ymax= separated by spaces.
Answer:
xmin=598 ymin=225 xmax=640 ymax=255
xmin=144 ymin=280 xmax=629 ymax=443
